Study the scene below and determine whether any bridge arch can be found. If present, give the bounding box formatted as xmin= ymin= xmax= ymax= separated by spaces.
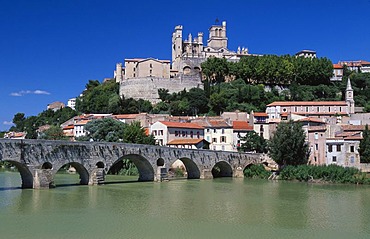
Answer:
xmin=2 ymin=160 xmax=33 ymax=188
xmin=109 ymin=154 xmax=154 ymax=181
xmin=53 ymin=162 xmax=90 ymax=185
xmin=171 ymin=157 xmax=200 ymax=179
xmin=212 ymin=161 xmax=233 ymax=178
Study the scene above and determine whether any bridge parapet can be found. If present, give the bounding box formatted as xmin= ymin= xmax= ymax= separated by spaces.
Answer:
xmin=0 ymin=139 xmax=265 ymax=189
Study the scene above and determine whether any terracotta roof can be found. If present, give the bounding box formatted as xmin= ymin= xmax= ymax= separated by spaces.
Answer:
xmin=344 ymin=136 xmax=363 ymax=140
xmin=74 ymin=120 xmax=90 ymax=125
xmin=159 ymin=121 xmax=204 ymax=129
xmin=63 ymin=125 xmax=74 ymax=130
xmin=254 ymin=112 xmax=268 ymax=117
xmin=167 ymin=138 xmax=205 ymax=145
xmin=267 ymin=101 xmax=347 ymax=107
xmin=207 ymin=120 xmax=231 ymax=128
xmin=298 ymin=117 xmax=326 ymax=124
xmin=232 ymin=121 xmax=253 ymax=130
xmin=333 ymin=64 xmax=343 ymax=69
xmin=113 ymin=114 xmax=139 ymax=119
xmin=144 ymin=128 xmax=150 ymax=136
xmin=308 ymin=126 xmax=327 ymax=132
xmin=342 ymin=125 xmax=365 ymax=131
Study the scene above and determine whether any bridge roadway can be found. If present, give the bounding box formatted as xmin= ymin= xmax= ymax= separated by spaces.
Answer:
xmin=0 ymin=139 xmax=265 ymax=189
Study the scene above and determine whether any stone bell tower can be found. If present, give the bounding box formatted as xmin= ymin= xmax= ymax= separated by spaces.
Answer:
xmin=345 ymin=78 xmax=355 ymax=114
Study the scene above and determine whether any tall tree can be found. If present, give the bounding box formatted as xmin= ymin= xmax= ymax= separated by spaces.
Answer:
xmin=79 ymin=118 xmax=125 ymax=142
xmin=239 ymin=131 xmax=268 ymax=153
xmin=39 ymin=125 xmax=66 ymax=140
xmin=269 ymin=121 xmax=309 ymax=166
xmin=359 ymin=124 xmax=370 ymax=163
xmin=123 ymin=121 xmax=155 ymax=145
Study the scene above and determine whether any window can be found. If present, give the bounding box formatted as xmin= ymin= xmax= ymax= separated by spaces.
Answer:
xmin=221 ymin=128 xmax=225 ymax=134
xmin=206 ymin=136 xmax=210 ymax=142
xmin=332 ymin=156 xmax=337 ymax=162
xmin=220 ymin=136 xmax=226 ymax=143
xmin=350 ymin=145 xmax=355 ymax=152
xmin=159 ymin=130 xmax=163 ymax=136
xmin=212 ymin=138 xmax=217 ymax=143
xmin=260 ymin=125 xmax=264 ymax=132
xmin=213 ymin=129 xmax=217 ymax=133
xmin=190 ymin=131 xmax=193 ymax=138
xmin=314 ymin=156 xmax=317 ymax=162
xmin=317 ymin=107 xmax=320 ymax=112
xmin=328 ymin=144 xmax=333 ymax=153
xmin=350 ymin=156 xmax=355 ymax=164
xmin=150 ymin=63 xmax=152 ymax=68
xmin=314 ymin=133 xmax=318 ymax=140
xmin=206 ymin=129 xmax=210 ymax=133
xmin=315 ymin=144 xmax=318 ymax=150
xmin=175 ymin=131 xmax=179 ymax=136
xmin=336 ymin=145 xmax=341 ymax=152
xmin=153 ymin=130 xmax=157 ymax=136
xmin=306 ymin=107 xmax=309 ymax=112
xmin=182 ymin=131 xmax=186 ymax=137
xmin=197 ymin=131 xmax=200 ymax=138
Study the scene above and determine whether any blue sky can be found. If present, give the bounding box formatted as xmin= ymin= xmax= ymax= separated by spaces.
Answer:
xmin=1 ymin=0 xmax=370 ymax=131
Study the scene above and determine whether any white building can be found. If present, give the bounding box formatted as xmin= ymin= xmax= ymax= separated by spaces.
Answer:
xmin=67 ymin=98 xmax=76 ymax=110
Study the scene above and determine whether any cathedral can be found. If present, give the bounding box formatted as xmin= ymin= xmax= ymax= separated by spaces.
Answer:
xmin=115 ymin=21 xmax=252 ymax=102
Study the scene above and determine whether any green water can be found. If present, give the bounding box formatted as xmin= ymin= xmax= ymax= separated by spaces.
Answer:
xmin=1 ymin=170 xmax=370 ymax=239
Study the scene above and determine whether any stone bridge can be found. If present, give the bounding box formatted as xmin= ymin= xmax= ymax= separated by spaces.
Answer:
xmin=0 ymin=139 xmax=266 ymax=189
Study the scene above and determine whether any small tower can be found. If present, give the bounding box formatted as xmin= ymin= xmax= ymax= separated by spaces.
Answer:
xmin=345 ymin=78 xmax=355 ymax=114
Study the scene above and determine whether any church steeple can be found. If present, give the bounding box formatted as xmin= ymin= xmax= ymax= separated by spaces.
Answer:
xmin=346 ymin=78 xmax=355 ymax=114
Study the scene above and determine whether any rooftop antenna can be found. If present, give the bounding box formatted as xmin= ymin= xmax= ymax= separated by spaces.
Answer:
xmin=215 ymin=18 xmax=219 ymax=25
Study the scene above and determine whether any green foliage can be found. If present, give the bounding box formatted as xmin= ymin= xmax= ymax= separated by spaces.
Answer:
xmin=279 ymin=165 xmax=369 ymax=184
xmin=78 ymin=118 xmax=125 ymax=142
xmin=239 ymin=131 xmax=268 ymax=153
xmin=243 ymin=164 xmax=271 ymax=179
xmin=9 ymin=108 xmax=77 ymax=139
xmin=123 ymin=121 xmax=156 ymax=145
xmin=269 ymin=121 xmax=309 ymax=166
xmin=38 ymin=125 xmax=67 ymax=140
xmin=202 ymin=54 xmax=333 ymax=86
xmin=359 ymin=124 xmax=370 ymax=163
xmin=118 ymin=159 xmax=139 ymax=176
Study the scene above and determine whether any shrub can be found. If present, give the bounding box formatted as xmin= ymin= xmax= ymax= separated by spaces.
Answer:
xmin=244 ymin=164 xmax=271 ymax=179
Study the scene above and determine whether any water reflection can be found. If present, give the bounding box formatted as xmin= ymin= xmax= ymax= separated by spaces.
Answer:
xmin=1 ymin=171 xmax=370 ymax=238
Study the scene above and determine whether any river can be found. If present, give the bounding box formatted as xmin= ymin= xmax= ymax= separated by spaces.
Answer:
xmin=1 ymin=169 xmax=370 ymax=239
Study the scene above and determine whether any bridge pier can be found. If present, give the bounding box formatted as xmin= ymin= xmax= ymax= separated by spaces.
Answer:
xmin=155 ymin=166 xmax=168 ymax=182
xmin=200 ymin=169 xmax=213 ymax=179
xmin=33 ymin=169 xmax=55 ymax=189
xmin=89 ymin=168 xmax=105 ymax=185
xmin=233 ymin=167 xmax=244 ymax=178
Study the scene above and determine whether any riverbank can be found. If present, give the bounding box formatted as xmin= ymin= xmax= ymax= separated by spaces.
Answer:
xmin=244 ymin=164 xmax=370 ymax=185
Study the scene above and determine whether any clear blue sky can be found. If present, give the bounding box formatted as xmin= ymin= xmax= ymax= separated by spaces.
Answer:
xmin=1 ymin=0 xmax=370 ymax=131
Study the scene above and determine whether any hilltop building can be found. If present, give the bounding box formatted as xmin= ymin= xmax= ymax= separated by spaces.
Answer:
xmin=115 ymin=21 xmax=253 ymax=103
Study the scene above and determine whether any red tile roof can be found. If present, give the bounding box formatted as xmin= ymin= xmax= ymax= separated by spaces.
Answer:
xmin=232 ymin=121 xmax=253 ymax=130
xmin=333 ymin=64 xmax=343 ymax=69
xmin=74 ymin=120 xmax=90 ymax=125
xmin=267 ymin=101 xmax=347 ymax=106
xmin=167 ymin=138 xmax=205 ymax=145
xmin=298 ymin=117 xmax=326 ymax=124
xmin=159 ymin=121 xmax=204 ymax=129
xmin=341 ymin=125 xmax=365 ymax=131
xmin=113 ymin=114 xmax=139 ymax=119
xmin=254 ymin=112 xmax=268 ymax=117
xmin=208 ymin=120 xmax=231 ymax=128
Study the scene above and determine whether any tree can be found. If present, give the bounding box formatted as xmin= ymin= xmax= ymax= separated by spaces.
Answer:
xmin=79 ymin=118 xmax=125 ymax=142
xmin=359 ymin=124 xmax=370 ymax=163
xmin=239 ymin=131 xmax=267 ymax=153
xmin=268 ymin=121 xmax=309 ymax=166
xmin=39 ymin=125 xmax=66 ymax=140
xmin=11 ymin=113 xmax=26 ymax=131
xmin=123 ymin=121 xmax=155 ymax=145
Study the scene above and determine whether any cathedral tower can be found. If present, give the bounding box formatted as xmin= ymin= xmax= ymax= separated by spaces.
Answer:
xmin=172 ymin=25 xmax=183 ymax=72
xmin=207 ymin=21 xmax=228 ymax=49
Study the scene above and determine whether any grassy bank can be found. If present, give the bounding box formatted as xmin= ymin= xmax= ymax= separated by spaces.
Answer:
xmin=244 ymin=164 xmax=370 ymax=184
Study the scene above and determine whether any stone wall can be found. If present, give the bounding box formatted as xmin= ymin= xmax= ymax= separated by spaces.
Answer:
xmin=120 ymin=76 xmax=203 ymax=103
